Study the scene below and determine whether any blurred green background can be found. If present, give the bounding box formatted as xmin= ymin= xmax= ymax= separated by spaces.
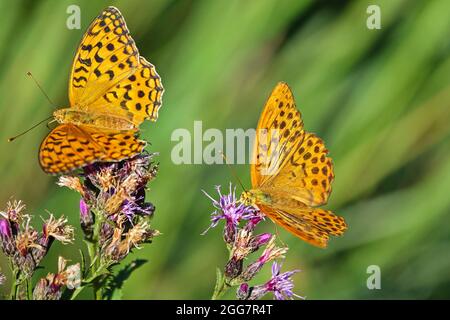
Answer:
xmin=1 ymin=0 xmax=450 ymax=299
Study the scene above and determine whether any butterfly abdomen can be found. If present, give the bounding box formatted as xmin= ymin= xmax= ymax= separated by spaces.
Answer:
xmin=54 ymin=109 xmax=135 ymax=131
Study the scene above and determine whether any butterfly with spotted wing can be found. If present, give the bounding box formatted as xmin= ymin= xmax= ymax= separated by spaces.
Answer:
xmin=241 ymin=82 xmax=347 ymax=248
xmin=38 ymin=6 xmax=163 ymax=174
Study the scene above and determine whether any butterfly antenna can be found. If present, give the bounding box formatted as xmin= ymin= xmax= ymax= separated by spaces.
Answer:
xmin=220 ymin=151 xmax=247 ymax=192
xmin=26 ymin=72 xmax=57 ymax=108
xmin=8 ymin=116 xmax=54 ymax=142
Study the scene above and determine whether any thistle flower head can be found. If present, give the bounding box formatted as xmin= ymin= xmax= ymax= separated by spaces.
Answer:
xmin=57 ymin=256 xmax=81 ymax=290
xmin=238 ymin=236 xmax=288 ymax=282
xmin=57 ymin=176 xmax=86 ymax=197
xmin=230 ymin=228 xmax=253 ymax=261
xmin=265 ymin=262 xmax=302 ymax=300
xmin=5 ymin=200 xmax=26 ymax=223
xmin=202 ymin=184 xmax=262 ymax=243
xmin=124 ymin=221 xmax=159 ymax=249
xmin=122 ymin=198 xmax=155 ymax=221
xmin=0 ymin=200 xmax=75 ymax=278
xmin=42 ymin=214 xmax=74 ymax=244
xmin=58 ymin=153 xmax=159 ymax=264
xmin=33 ymin=256 xmax=81 ymax=300
xmin=204 ymin=182 xmax=301 ymax=301
xmin=239 ymin=262 xmax=302 ymax=300
xmin=103 ymin=220 xmax=159 ymax=263
xmin=15 ymin=227 xmax=41 ymax=257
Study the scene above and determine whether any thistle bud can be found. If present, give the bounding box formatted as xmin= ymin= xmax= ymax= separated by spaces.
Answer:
xmin=236 ymin=283 xmax=250 ymax=300
xmin=224 ymin=257 xmax=243 ymax=280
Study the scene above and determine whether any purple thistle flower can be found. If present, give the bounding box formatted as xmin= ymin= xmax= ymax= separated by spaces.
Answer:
xmin=79 ymin=199 xmax=89 ymax=220
xmin=122 ymin=198 xmax=155 ymax=222
xmin=202 ymin=184 xmax=262 ymax=243
xmin=249 ymin=233 xmax=272 ymax=252
xmin=265 ymin=262 xmax=303 ymax=300
xmin=0 ymin=218 xmax=12 ymax=239
xmin=241 ymin=262 xmax=302 ymax=300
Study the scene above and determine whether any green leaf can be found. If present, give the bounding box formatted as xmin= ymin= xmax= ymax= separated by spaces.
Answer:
xmin=79 ymin=249 xmax=87 ymax=278
xmin=211 ymin=267 xmax=225 ymax=300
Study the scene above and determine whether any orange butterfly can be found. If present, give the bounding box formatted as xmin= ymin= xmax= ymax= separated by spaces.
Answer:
xmin=241 ymin=82 xmax=347 ymax=248
xmin=38 ymin=7 xmax=163 ymax=174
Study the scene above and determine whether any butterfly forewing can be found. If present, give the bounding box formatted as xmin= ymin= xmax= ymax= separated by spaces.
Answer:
xmin=251 ymin=82 xmax=305 ymax=187
xmin=87 ymin=56 xmax=164 ymax=126
xmin=69 ymin=6 xmax=140 ymax=108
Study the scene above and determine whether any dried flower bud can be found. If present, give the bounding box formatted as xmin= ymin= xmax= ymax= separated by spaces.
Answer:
xmin=104 ymin=189 xmax=128 ymax=215
xmin=33 ymin=257 xmax=81 ymax=300
xmin=57 ymin=176 xmax=85 ymax=195
xmin=102 ymin=221 xmax=159 ymax=264
xmin=102 ymin=228 xmax=123 ymax=262
xmin=248 ymin=233 xmax=272 ymax=253
xmin=64 ymin=264 xmax=81 ymax=290
xmin=239 ymin=237 xmax=288 ymax=282
xmin=15 ymin=227 xmax=40 ymax=257
xmin=33 ymin=277 xmax=62 ymax=300
xmin=124 ymin=221 xmax=155 ymax=250
xmin=230 ymin=229 xmax=253 ymax=261
xmin=79 ymin=199 xmax=94 ymax=236
xmin=223 ymin=222 xmax=236 ymax=245
xmin=236 ymin=283 xmax=250 ymax=300
xmin=6 ymin=200 xmax=26 ymax=223
xmin=224 ymin=257 xmax=243 ymax=280
xmin=57 ymin=257 xmax=81 ymax=290
xmin=239 ymin=260 xmax=263 ymax=282
xmin=258 ymin=236 xmax=288 ymax=264
xmin=43 ymin=215 xmax=74 ymax=244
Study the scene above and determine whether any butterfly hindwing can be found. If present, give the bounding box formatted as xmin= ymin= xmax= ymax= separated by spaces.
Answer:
xmin=39 ymin=124 xmax=146 ymax=174
xmin=258 ymin=203 xmax=347 ymax=248
xmin=81 ymin=125 xmax=146 ymax=161
xmin=39 ymin=124 xmax=102 ymax=174
xmin=270 ymin=133 xmax=334 ymax=206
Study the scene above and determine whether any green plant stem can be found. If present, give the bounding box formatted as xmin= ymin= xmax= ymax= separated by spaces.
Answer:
xmin=26 ymin=278 xmax=33 ymax=300
xmin=72 ymin=209 xmax=108 ymax=300
xmin=91 ymin=210 xmax=105 ymax=299
xmin=9 ymin=269 xmax=19 ymax=300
